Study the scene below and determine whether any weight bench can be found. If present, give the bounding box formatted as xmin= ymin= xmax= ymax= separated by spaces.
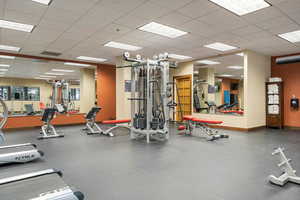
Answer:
xmin=39 ymin=108 xmax=64 ymax=140
xmin=83 ymin=107 xmax=131 ymax=137
xmin=178 ymin=115 xmax=229 ymax=141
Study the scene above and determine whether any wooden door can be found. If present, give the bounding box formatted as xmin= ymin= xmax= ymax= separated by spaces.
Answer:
xmin=174 ymin=75 xmax=192 ymax=121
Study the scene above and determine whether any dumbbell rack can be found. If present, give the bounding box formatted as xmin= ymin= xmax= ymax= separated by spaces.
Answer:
xmin=269 ymin=147 xmax=300 ymax=186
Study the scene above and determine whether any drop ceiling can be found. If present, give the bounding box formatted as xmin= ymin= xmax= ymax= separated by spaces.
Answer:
xmin=0 ymin=0 xmax=300 ymax=79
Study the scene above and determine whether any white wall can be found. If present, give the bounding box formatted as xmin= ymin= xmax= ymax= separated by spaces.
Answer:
xmin=244 ymin=50 xmax=271 ymax=128
xmin=80 ymin=68 xmax=96 ymax=113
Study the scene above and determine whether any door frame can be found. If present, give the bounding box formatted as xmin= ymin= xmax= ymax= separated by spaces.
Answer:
xmin=173 ymin=75 xmax=192 ymax=121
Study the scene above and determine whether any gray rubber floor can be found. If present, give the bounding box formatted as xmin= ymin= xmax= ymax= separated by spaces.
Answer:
xmin=1 ymin=125 xmax=300 ymax=200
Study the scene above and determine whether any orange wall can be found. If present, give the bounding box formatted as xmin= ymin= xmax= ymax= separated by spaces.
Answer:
xmin=4 ymin=114 xmax=86 ymax=130
xmin=96 ymin=64 xmax=116 ymax=121
xmin=272 ymin=55 xmax=300 ymax=127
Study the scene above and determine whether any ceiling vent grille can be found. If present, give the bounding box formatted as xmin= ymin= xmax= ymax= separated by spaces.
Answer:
xmin=276 ymin=55 xmax=300 ymax=65
xmin=41 ymin=51 xmax=61 ymax=57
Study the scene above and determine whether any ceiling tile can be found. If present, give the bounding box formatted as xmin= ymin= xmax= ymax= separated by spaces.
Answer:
xmin=150 ymin=0 xmax=194 ymax=10
xmin=129 ymin=1 xmax=171 ymax=20
xmin=242 ymin=6 xmax=284 ymax=23
xmin=197 ymin=9 xmax=247 ymax=31
xmin=232 ymin=25 xmax=263 ymax=37
xmin=156 ymin=11 xmax=192 ymax=26
xmin=178 ymin=0 xmax=220 ymax=18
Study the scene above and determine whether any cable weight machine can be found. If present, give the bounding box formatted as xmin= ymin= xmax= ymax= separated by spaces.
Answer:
xmin=122 ymin=52 xmax=177 ymax=143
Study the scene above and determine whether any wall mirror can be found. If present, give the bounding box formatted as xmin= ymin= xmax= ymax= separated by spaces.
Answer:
xmin=193 ymin=53 xmax=244 ymax=116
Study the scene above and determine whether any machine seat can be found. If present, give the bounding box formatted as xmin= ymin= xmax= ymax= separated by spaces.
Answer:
xmin=182 ymin=115 xmax=193 ymax=121
xmin=177 ymin=125 xmax=186 ymax=131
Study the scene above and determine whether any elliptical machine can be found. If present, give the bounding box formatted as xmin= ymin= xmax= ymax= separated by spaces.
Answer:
xmin=0 ymin=98 xmax=43 ymax=165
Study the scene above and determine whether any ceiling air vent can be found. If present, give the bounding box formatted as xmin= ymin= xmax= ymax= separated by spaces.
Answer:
xmin=41 ymin=51 xmax=62 ymax=57
xmin=276 ymin=55 xmax=300 ymax=65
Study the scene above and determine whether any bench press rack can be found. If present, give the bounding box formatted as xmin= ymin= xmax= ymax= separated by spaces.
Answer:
xmin=269 ymin=147 xmax=300 ymax=186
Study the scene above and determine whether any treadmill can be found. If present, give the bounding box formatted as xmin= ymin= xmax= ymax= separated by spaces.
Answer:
xmin=0 ymin=168 xmax=84 ymax=200
xmin=0 ymin=98 xmax=43 ymax=165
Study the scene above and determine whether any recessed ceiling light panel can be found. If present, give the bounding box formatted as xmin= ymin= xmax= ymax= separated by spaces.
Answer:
xmin=278 ymin=30 xmax=300 ymax=43
xmin=104 ymin=41 xmax=142 ymax=51
xmin=32 ymin=0 xmax=52 ymax=5
xmin=0 ymin=20 xmax=34 ymax=32
xmin=197 ymin=60 xmax=220 ymax=65
xmin=138 ymin=22 xmax=188 ymax=38
xmin=236 ymin=53 xmax=244 ymax=56
xmin=218 ymin=74 xmax=233 ymax=77
xmin=0 ymin=55 xmax=15 ymax=59
xmin=0 ymin=45 xmax=21 ymax=52
xmin=228 ymin=65 xmax=243 ymax=69
xmin=45 ymin=72 xmax=64 ymax=76
xmin=64 ymin=62 xmax=91 ymax=67
xmin=204 ymin=42 xmax=238 ymax=51
xmin=209 ymin=0 xmax=270 ymax=16
xmin=39 ymin=75 xmax=56 ymax=78
xmin=168 ymin=54 xmax=192 ymax=60
xmin=0 ymin=64 xmax=10 ymax=67
xmin=52 ymin=69 xmax=75 ymax=73
xmin=0 ymin=68 xmax=8 ymax=71
xmin=77 ymin=56 xmax=107 ymax=62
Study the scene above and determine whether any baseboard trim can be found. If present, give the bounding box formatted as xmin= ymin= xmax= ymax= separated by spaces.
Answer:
xmin=210 ymin=125 xmax=266 ymax=132
xmin=283 ymin=126 xmax=300 ymax=130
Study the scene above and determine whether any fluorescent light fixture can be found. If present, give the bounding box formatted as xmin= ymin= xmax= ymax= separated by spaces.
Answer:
xmin=0 ymin=45 xmax=21 ymax=52
xmin=0 ymin=19 xmax=35 ymax=32
xmin=228 ymin=66 xmax=243 ymax=69
xmin=204 ymin=42 xmax=238 ymax=51
xmin=197 ymin=60 xmax=220 ymax=65
xmin=0 ymin=64 xmax=10 ymax=67
xmin=218 ymin=74 xmax=233 ymax=77
xmin=52 ymin=69 xmax=75 ymax=73
xmin=236 ymin=53 xmax=244 ymax=56
xmin=104 ymin=41 xmax=142 ymax=51
xmin=278 ymin=30 xmax=300 ymax=43
xmin=77 ymin=56 xmax=107 ymax=62
xmin=35 ymin=77 xmax=50 ymax=80
xmin=208 ymin=0 xmax=270 ymax=16
xmin=168 ymin=54 xmax=192 ymax=60
xmin=45 ymin=72 xmax=64 ymax=76
xmin=0 ymin=55 xmax=15 ymax=59
xmin=138 ymin=22 xmax=188 ymax=38
xmin=32 ymin=0 xmax=52 ymax=5
xmin=39 ymin=75 xmax=56 ymax=78
xmin=64 ymin=62 xmax=91 ymax=67
xmin=0 ymin=68 xmax=8 ymax=71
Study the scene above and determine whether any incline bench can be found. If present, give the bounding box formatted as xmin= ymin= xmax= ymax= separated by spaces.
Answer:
xmin=178 ymin=115 xmax=229 ymax=141
xmin=83 ymin=107 xmax=131 ymax=137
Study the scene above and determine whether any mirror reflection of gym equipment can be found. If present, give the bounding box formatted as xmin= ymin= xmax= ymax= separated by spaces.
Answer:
xmin=193 ymin=54 xmax=244 ymax=116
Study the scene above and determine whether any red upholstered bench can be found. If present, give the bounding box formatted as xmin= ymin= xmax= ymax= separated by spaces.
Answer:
xmin=178 ymin=125 xmax=186 ymax=131
xmin=102 ymin=119 xmax=131 ymax=124
xmin=191 ymin=118 xmax=223 ymax=125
